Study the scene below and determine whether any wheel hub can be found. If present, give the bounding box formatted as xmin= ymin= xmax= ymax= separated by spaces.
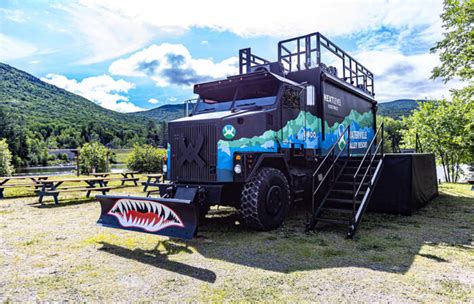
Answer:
xmin=266 ymin=185 xmax=283 ymax=216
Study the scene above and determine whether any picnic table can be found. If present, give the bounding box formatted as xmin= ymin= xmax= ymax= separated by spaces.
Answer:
xmin=90 ymin=171 xmax=139 ymax=185
xmin=36 ymin=177 xmax=113 ymax=205
xmin=0 ymin=175 xmax=50 ymax=199
xmin=142 ymin=174 xmax=163 ymax=196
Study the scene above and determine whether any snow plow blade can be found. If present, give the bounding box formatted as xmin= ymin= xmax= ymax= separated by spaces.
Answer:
xmin=96 ymin=195 xmax=198 ymax=239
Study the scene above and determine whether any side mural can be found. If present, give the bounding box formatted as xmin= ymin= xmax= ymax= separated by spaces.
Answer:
xmin=321 ymin=110 xmax=375 ymax=155
xmin=216 ymin=110 xmax=374 ymax=182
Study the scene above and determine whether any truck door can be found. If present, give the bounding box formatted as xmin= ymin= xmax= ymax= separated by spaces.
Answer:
xmin=280 ymin=85 xmax=305 ymax=148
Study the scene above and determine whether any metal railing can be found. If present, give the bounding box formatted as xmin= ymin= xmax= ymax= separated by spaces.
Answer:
xmin=351 ymin=123 xmax=384 ymax=227
xmin=238 ymin=48 xmax=271 ymax=75
xmin=278 ymin=32 xmax=374 ymax=96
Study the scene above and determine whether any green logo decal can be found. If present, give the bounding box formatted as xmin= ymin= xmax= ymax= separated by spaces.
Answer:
xmin=222 ymin=124 xmax=236 ymax=140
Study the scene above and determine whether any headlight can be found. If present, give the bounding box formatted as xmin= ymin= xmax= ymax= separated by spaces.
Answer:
xmin=234 ymin=164 xmax=242 ymax=174
xmin=162 ymin=164 xmax=168 ymax=173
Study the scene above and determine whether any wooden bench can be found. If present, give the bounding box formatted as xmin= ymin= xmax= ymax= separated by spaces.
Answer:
xmin=142 ymin=174 xmax=163 ymax=192
xmin=36 ymin=177 xmax=111 ymax=205
xmin=104 ymin=177 xmax=140 ymax=186
xmin=0 ymin=183 xmax=41 ymax=199
xmin=38 ymin=187 xmax=115 ymax=205
xmin=91 ymin=171 xmax=139 ymax=184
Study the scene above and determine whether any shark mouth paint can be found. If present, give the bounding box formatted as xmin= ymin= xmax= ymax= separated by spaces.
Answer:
xmin=108 ymin=199 xmax=184 ymax=232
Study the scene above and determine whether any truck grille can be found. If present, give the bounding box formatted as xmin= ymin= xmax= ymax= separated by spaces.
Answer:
xmin=169 ymin=123 xmax=217 ymax=182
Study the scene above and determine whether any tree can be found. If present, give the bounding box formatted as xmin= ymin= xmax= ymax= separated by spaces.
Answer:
xmin=377 ymin=116 xmax=405 ymax=153
xmin=431 ymin=0 xmax=473 ymax=98
xmin=146 ymin=120 xmax=160 ymax=147
xmin=158 ymin=121 xmax=168 ymax=147
xmin=79 ymin=142 xmax=109 ymax=174
xmin=127 ymin=144 xmax=166 ymax=173
xmin=0 ymin=139 xmax=14 ymax=176
xmin=401 ymin=98 xmax=473 ymax=182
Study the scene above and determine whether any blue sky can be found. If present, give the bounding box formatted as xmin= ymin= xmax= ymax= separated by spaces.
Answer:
xmin=0 ymin=0 xmax=462 ymax=112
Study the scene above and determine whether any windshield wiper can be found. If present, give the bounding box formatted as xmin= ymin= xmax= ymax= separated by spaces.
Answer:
xmin=197 ymin=107 xmax=216 ymax=113
xmin=236 ymin=102 xmax=257 ymax=107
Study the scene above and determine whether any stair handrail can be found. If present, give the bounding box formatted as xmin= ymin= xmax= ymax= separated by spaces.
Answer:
xmin=352 ymin=123 xmax=384 ymax=215
xmin=311 ymin=125 xmax=351 ymax=217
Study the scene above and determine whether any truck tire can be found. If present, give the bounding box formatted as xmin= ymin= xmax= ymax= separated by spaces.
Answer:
xmin=239 ymin=167 xmax=290 ymax=230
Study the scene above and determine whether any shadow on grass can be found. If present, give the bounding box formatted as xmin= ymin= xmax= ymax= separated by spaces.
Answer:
xmin=182 ymin=191 xmax=473 ymax=274
xmin=89 ymin=190 xmax=472 ymax=278
xmin=98 ymin=241 xmax=217 ymax=283
xmin=30 ymin=197 xmax=97 ymax=208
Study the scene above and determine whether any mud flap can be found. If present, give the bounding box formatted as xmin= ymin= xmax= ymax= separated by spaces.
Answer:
xmin=96 ymin=190 xmax=198 ymax=239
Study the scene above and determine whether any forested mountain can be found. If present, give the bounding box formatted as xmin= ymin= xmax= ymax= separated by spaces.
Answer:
xmin=378 ymin=99 xmax=421 ymax=119
xmin=131 ymin=103 xmax=187 ymax=122
xmin=139 ymin=100 xmax=420 ymax=121
xmin=0 ymin=63 xmax=161 ymax=166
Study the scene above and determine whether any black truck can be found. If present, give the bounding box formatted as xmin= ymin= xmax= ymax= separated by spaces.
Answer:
xmin=97 ymin=32 xmax=385 ymax=239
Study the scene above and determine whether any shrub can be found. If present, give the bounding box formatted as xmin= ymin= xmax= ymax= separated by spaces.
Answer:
xmin=127 ymin=144 xmax=166 ymax=173
xmin=0 ymin=139 xmax=14 ymax=176
xmin=79 ymin=142 xmax=109 ymax=174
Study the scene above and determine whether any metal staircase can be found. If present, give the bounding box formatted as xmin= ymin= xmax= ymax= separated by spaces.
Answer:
xmin=306 ymin=123 xmax=385 ymax=238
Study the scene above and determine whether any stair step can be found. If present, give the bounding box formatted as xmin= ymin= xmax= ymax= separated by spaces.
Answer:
xmin=294 ymin=189 xmax=305 ymax=194
xmin=325 ymin=198 xmax=361 ymax=205
xmin=328 ymin=189 xmax=366 ymax=200
xmin=316 ymin=217 xmax=351 ymax=225
xmin=334 ymin=181 xmax=370 ymax=186
xmin=321 ymin=207 xmax=353 ymax=214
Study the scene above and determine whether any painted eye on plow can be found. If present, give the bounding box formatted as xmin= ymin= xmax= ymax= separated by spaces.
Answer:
xmin=108 ymin=199 xmax=184 ymax=232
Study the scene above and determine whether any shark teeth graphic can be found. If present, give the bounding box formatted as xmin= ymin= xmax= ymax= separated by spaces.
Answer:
xmin=108 ymin=199 xmax=184 ymax=232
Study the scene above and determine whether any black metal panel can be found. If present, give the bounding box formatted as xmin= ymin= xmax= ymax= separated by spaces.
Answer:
xmin=169 ymin=123 xmax=217 ymax=182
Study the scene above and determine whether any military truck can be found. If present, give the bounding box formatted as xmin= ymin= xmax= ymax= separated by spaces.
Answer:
xmin=97 ymin=32 xmax=385 ymax=239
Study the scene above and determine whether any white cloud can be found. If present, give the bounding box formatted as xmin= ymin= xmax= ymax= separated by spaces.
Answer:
xmin=354 ymin=49 xmax=464 ymax=101
xmin=0 ymin=33 xmax=37 ymax=61
xmin=63 ymin=0 xmax=443 ymax=64
xmin=0 ymin=8 xmax=27 ymax=23
xmin=148 ymin=98 xmax=159 ymax=104
xmin=41 ymin=74 xmax=144 ymax=112
xmin=54 ymin=2 xmax=159 ymax=64
xmin=109 ymin=43 xmax=238 ymax=87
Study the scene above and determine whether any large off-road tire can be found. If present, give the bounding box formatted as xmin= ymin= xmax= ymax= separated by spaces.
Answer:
xmin=239 ymin=167 xmax=290 ymax=230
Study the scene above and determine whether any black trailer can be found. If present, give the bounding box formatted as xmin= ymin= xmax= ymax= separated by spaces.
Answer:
xmin=96 ymin=32 xmax=436 ymax=239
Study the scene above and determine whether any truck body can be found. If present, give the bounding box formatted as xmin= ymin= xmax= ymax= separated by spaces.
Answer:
xmin=97 ymin=32 xmax=378 ymax=238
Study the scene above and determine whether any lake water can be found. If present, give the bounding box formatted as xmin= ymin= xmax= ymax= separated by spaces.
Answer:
xmin=14 ymin=163 xmax=127 ymax=176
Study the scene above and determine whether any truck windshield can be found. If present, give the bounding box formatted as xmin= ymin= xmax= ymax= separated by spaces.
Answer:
xmin=194 ymin=79 xmax=280 ymax=114
xmin=195 ymin=96 xmax=277 ymax=113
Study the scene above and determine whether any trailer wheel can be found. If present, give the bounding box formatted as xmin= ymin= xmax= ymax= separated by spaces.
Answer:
xmin=239 ymin=167 xmax=290 ymax=230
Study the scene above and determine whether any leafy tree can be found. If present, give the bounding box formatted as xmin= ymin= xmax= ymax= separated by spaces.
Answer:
xmin=378 ymin=116 xmax=405 ymax=153
xmin=431 ymin=0 xmax=473 ymax=98
xmin=0 ymin=139 xmax=14 ymax=176
xmin=146 ymin=120 xmax=160 ymax=147
xmin=127 ymin=144 xmax=166 ymax=173
xmin=402 ymin=98 xmax=473 ymax=182
xmin=158 ymin=121 xmax=168 ymax=147
xmin=79 ymin=142 xmax=109 ymax=174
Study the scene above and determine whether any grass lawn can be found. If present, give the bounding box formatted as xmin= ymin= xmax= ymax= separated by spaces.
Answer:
xmin=0 ymin=183 xmax=472 ymax=302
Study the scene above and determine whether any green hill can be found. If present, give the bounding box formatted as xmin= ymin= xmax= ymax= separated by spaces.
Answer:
xmin=378 ymin=99 xmax=421 ymax=119
xmin=131 ymin=103 xmax=187 ymax=122
xmin=0 ymin=63 xmax=156 ymax=166
xmin=0 ymin=63 xmax=152 ymax=145
xmin=139 ymin=99 xmax=420 ymax=122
